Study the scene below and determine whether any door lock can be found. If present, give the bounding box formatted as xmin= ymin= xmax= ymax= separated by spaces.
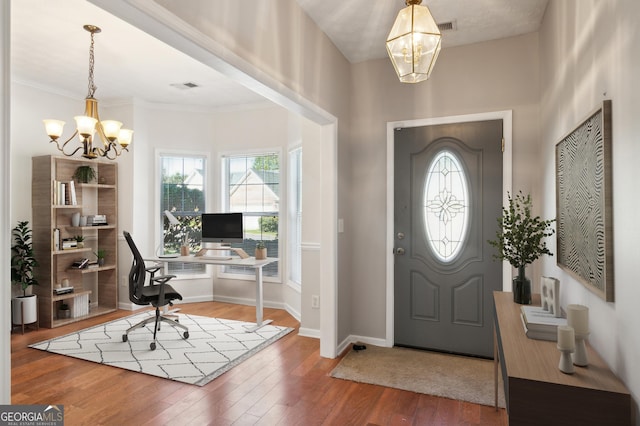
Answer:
xmin=395 ymin=247 xmax=405 ymax=255
xmin=397 ymin=232 xmax=405 ymax=240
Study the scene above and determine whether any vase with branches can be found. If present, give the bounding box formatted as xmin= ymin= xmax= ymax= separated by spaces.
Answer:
xmin=488 ymin=191 xmax=556 ymax=304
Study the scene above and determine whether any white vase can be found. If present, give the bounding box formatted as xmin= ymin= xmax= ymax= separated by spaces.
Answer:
xmin=71 ymin=212 xmax=80 ymax=227
xmin=12 ymin=294 xmax=38 ymax=325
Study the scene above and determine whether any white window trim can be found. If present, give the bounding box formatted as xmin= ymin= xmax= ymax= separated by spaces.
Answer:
xmin=287 ymin=145 xmax=302 ymax=287
xmin=155 ymin=149 xmax=212 ymax=278
xmin=217 ymin=148 xmax=284 ymax=284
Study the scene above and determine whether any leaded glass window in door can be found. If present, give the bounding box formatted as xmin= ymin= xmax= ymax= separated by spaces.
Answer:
xmin=423 ymin=150 xmax=470 ymax=262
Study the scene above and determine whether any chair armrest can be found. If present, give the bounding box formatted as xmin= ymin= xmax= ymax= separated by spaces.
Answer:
xmin=150 ymin=274 xmax=177 ymax=304
xmin=145 ymin=264 xmax=162 ymax=278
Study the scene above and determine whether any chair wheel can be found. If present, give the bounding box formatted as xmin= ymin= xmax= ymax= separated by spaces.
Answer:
xmin=183 ymin=331 xmax=189 ymax=339
xmin=150 ymin=342 xmax=156 ymax=350
xmin=122 ymin=335 xmax=128 ymax=342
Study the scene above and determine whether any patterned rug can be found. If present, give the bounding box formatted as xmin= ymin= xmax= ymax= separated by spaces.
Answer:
xmin=29 ymin=312 xmax=294 ymax=386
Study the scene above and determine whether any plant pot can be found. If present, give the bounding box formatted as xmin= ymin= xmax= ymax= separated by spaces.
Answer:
xmin=180 ymin=245 xmax=190 ymax=256
xmin=58 ymin=308 xmax=71 ymax=319
xmin=97 ymin=258 xmax=105 ymax=267
xmin=12 ymin=294 xmax=38 ymax=325
xmin=255 ymin=247 xmax=267 ymax=260
xmin=513 ymin=266 xmax=532 ymax=304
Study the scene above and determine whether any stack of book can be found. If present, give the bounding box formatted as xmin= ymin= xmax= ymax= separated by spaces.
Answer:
xmin=520 ymin=305 xmax=567 ymax=341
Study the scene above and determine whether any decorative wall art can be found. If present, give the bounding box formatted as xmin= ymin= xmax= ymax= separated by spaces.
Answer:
xmin=555 ymin=100 xmax=613 ymax=301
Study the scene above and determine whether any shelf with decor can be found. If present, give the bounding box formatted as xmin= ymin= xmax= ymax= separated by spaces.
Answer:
xmin=32 ymin=155 xmax=118 ymax=328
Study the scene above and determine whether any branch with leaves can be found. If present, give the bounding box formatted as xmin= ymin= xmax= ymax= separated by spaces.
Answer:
xmin=488 ymin=192 xmax=556 ymax=268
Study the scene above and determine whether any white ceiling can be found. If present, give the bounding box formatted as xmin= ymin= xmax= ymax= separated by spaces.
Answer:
xmin=10 ymin=0 xmax=548 ymax=109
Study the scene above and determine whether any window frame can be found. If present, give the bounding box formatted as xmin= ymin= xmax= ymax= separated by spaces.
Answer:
xmin=156 ymin=149 xmax=211 ymax=277
xmin=218 ymin=148 xmax=283 ymax=284
xmin=287 ymin=146 xmax=302 ymax=290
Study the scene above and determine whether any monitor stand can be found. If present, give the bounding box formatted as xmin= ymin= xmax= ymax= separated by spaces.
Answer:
xmin=195 ymin=246 xmax=249 ymax=259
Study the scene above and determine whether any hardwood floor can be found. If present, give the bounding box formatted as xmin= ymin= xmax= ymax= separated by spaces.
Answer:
xmin=11 ymin=302 xmax=507 ymax=425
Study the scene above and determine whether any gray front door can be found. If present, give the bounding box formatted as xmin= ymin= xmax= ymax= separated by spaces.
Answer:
xmin=394 ymin=120 xmax=503 ymax=358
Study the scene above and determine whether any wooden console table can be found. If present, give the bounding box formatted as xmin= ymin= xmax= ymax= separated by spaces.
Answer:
xmin=493 ymin=291 xmax=631 ymax=425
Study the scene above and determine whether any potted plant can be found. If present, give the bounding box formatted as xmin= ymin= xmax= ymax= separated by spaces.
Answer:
xmin=73 ymin=165 xmax=96 ymax=183
xmin=58 ymin=302 xmax=70 ymax=319
xmin=488 ymin=192 xmax=556 ymax=304
xmin=11 ymin=221 xmax=39 ymax=325
xmin=255 ymin=241 xmax=267 ymax=260
xmin=94 ymin=249 xmax=106 ymax=266
xmin=74 ymin=235 xmax=85 ymax=248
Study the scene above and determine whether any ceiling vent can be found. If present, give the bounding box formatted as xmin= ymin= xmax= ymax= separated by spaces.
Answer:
xmin=170 ymin=82 xmax=200 ymax=90
xmin=437 ymin=20 xmax=457 ymax=32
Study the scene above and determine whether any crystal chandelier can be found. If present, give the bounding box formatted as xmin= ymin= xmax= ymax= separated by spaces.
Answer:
xmin=43 ymin=25 xmax=132 ymax=160
xmin=386 ymin=0 xmax=442 ymax=83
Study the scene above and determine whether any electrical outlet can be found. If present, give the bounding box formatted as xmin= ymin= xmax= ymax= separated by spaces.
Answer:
xmin=312 ymin=295 xmax=320 ymax=309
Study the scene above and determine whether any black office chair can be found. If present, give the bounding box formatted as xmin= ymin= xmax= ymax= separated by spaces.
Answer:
xmin=122 ymin=231 xmax=189 ymax=350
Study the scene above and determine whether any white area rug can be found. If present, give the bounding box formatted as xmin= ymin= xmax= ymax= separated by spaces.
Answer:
xmin=29 ymin=312 xmax=293 ymax=386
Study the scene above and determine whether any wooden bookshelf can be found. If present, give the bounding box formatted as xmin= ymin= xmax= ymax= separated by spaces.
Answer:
xmin=493 ymin=291 xmax=631 ymax=425
xmin=32 ymin=155 xmax=118 ymax=328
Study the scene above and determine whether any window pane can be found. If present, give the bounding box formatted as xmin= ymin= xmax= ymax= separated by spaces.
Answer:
xmin=160 ymin=155 xmax=206 ymax=274
xmin=423 ymin=150 xmax=469 ymax=262
xmin=223 ymin=153 xmax=280 ymax=277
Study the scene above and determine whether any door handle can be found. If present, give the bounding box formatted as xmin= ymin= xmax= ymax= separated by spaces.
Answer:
xmin=395 ymin=247 xmax=405 ymax=256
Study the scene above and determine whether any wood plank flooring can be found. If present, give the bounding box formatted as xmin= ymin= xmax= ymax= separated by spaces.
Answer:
xmin=11 ymin=302 xmax=507 ymax=425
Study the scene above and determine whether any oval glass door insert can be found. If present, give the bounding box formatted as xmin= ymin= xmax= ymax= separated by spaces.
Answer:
xmin=423 ymin=150 xmax=470 ymax=262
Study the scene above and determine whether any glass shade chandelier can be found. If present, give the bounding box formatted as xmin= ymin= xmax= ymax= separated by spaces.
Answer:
xmin=386 ymin=0 xmax=442 ymax=83
xmin=43 ymin=25 xmax=132 ymax=160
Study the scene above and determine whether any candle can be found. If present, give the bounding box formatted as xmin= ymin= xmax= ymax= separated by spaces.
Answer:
xmin=557 ymin=325 xmax=575 ymax=350
xmin=567 ymin=304 xmax=589 ymax=335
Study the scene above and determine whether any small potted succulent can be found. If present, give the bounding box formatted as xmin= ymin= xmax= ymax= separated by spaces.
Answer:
xmin=58 ymin=302 xmax=70 ymax=319
xmin=255 ymin=241 xmax=267 ymax=260
xmin=94 ymin=249 xmax=106 ymax=266
xmin=74 ymin=235 xmax=85 ymax=248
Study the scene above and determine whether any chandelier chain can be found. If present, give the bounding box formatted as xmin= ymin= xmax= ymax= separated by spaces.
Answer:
xmin=87 ymin=30 xmax=97 ymax=98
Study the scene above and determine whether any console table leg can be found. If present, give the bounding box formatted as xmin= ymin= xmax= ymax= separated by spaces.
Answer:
xmin=494 ymin=327 xmax=498 ymax=410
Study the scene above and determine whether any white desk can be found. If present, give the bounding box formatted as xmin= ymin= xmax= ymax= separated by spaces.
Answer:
xmin=147 ymin=255 xmax=278 ymax=332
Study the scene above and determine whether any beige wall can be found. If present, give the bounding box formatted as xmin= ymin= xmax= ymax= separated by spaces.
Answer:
xmin=348 ymin=33 xmax=542 ymax=339
xmin=538 ymin=0 xmax=640 ymax=411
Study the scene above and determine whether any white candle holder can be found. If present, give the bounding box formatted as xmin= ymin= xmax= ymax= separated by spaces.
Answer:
xmin=558 ymin=347 xmax=575 ymax=374
xmin=573 ymin=332 xmax=590 ymax=366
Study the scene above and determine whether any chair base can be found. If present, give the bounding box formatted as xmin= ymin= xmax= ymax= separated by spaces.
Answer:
xmin=122 ymin=309 xmax=189 ymax=350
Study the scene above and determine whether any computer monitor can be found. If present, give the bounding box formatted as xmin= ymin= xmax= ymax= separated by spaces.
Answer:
xmin=201 ymin=213 xmax=244 ymax=244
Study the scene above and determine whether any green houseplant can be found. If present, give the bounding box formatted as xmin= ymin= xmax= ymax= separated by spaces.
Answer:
xmin=73 ymin=165 xmax=96 ymax=183
xmin=488 ymin=192 xmax=556 ymax=304
xmin=11 ymin=221 xmax=39 ymax=325
xmin=94 ymin=249 xmax=106 ymax=266
xmin=255 ymin=241 xmax=267 ymax=260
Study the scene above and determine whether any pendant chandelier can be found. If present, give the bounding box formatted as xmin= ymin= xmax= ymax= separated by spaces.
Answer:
xmin=43 ymin=25 xmax=132 ymax=160
xmin=386 ymin=0 xmax=442 ymax=83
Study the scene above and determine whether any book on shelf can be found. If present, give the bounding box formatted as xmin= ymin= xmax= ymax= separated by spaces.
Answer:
xmin=54 ymin=286 xmax=74 ymax=295
xmin=52 ymin=180 xmax=77 ymax=205
xmin=61 ymin=238 xmax=77 ymax=250
xmin=53 ymin=228 xmax=60 ymax=251
xmin=520 ymin=305 xmax=567 ymax=341
xmin=69 ymin=180 xmax=77 ymax=205
xmin=71 ymin=258 xmax=90 ymax=269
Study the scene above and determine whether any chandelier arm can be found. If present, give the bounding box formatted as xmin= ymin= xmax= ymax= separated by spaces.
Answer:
xmin=49 ymin=130 xmax=87 ymax=158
